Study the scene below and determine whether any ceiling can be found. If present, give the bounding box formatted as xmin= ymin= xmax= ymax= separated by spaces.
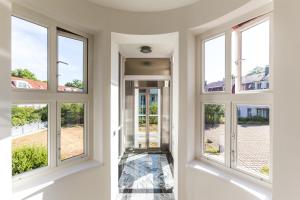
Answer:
xmin=119 ymin=44 xmax=173 ymax=58
xmin=113 ymin=32 xmax=178 ymax=58
xmin=86 ymin=0 xmax=200 ymax=12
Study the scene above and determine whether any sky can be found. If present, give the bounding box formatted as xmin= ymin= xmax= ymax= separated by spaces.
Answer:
xmin=12 ymin=16 xmax=84 ymax=85
xmin=205 ymin=20 xmax=270 ymax=83
xmin=205 ymin=34 xmax=225 ymax=84
xmin=241 ymin=20 xmax=269 ymax=76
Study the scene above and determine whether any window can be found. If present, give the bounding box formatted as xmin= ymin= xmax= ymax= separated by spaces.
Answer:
xmin=199 ymin=15 xmax=272 ymax=182
xmin=11 ymin=15 xmax=90 ymax=178
xmin=59 ymin=103 xmax=86 ymax=161
xmin=203 ymin=104 xmax=225 ymax=163
xmin=203 ymin=34 xmax=225 ymax=92
xmin=11 ymin=17 xmax=48 ymax=90
xmin=11 ymin=104 xmax=48 ymax=175
xmin=57 ymin=29 xmax=87 ymax=93
xmin=235 ymin=105 xmax=270 ymax=178
xmin=238 ymin=19 xmax=270 ymax=92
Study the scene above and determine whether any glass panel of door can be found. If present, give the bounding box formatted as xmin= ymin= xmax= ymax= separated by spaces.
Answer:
xmin=135 ymin=88 xmax=161 ymax=150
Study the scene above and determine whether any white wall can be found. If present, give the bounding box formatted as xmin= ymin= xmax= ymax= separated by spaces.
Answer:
xmin=0 ymin=0 xmax=12 ymax=199
xmin=273 ymin=0 xmax=300 ymax=199
xmin=6 ymin=0 xmax=280 ymax=200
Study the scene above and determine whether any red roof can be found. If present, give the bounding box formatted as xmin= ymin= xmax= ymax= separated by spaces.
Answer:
xmin=11 ymin=76 xmax=47 ymax=90
xmin=11 ymin=76 xmax=82 ymax=91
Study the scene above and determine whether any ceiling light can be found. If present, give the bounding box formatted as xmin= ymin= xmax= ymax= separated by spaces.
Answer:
xmin=140 ymin=46 xmax=152 ymax=53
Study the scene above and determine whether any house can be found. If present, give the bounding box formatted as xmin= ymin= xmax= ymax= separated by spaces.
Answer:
xmin=241 ymin=66 xmax=270 ymax=90
xmin=238 ymin=105 xmax=269 ymax=119
xmin=11 ymin=76 xmax=82 ymax=92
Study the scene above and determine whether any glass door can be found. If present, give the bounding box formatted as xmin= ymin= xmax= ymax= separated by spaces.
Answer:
xmin=134 ymin=88 xmax=161 ymax=150
xmin=148 ymin=88 xmax=160 ymax=149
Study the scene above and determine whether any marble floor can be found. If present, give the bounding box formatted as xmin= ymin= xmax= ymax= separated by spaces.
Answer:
xmin=118 ymin=152 xmax=174 ymax=200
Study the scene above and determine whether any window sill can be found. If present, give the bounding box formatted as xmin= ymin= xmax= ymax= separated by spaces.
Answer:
xmin=12 ymin=160 xmax=101 ymax=199
xmin=187 ymin=160 xmax=272 ymax=200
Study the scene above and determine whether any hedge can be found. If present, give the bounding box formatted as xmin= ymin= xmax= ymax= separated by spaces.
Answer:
xmin=12 ymin=145 xmax=48 ymax=176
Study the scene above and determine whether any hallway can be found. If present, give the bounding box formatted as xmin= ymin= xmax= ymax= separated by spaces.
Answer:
xmin=118 ymin=153 xmax=174 ymax=200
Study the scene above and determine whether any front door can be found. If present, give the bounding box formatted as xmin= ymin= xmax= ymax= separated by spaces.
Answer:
xmin=134 ymin=88 xmax=161 ymax=150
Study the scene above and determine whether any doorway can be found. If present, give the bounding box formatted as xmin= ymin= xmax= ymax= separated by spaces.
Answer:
xmin=135 ymin=87 xmax=161 ymax=150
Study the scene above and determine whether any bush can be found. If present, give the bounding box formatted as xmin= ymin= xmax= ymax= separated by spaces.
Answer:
xmin=12 ymin=145 xmax=48 ymax=176
xmin=205 ymin=104 xmax=225 ymax=125
xmin=238 ymin=116 xmax=269 ymax=125
xmin=11 ymin=106 xmax=41 ymax=127
xmin=61 ymin=103 xmax=84 ymax=126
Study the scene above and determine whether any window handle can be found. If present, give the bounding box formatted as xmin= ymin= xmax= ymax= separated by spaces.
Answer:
xmin=235 ymin=58 xmax=246 ymax=65
xmin=57 ymin=61 xmax=69 ymax=65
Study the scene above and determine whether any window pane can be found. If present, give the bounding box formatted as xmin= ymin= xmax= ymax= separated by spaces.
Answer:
xmin=203 ymin=104 xmax=225 ymax=163
xmin=58 ymin=34 xmax=85 ymax=92
xmin=60 ymin=103 xmax=85 ymax=161
xmin=12 ymin=104 xmax=48 ymax=175
xmin=241 ymin=20 xmax=270 ymax=91
xmin=11 ymin=17 xmax=48 ymax=90
xmin=204 ymin=35 xmax=225 ymax=92
xmin=236 ymin=105 xmax=270 ymax=178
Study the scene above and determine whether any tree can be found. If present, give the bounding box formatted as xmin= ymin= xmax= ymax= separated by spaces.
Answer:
xmin=65 ymin=79 xmax=83 ymax=89
xmin=61 ymin=103 xmax=84 ymax=126
xmin=11 ymin=106 xmax=41 ymax=127
xmin=205 ymin=104 xmax=225 ymax=125
xmin=11 ymin=69 xmax=38 ymax=80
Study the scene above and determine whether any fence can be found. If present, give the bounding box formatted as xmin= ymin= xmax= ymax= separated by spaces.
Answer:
xmin=12 ymin=122 xmax=48 ymax=137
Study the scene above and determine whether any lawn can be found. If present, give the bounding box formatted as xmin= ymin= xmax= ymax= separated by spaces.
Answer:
xmin=12 ymin=126 xmax=84 ymax=160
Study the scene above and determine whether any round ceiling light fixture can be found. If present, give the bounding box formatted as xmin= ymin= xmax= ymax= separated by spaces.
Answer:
xmin=140 ymin=46 xmax=152 ymax=54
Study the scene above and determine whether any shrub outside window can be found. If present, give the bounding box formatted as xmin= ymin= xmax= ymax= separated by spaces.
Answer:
xmin=203 ymin=104 xmax=225 ymax=163
xmin=11 ymin=104 xmax=48 ymax=176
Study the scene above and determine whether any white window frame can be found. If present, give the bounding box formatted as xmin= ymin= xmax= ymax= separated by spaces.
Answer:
xmin=11 ymin=7 xmax=93 ymax=183
xmin=57 ymin=102 xmax=88 ymax=165
xmin=231 ymin=102 xmax=272 ymax=182
xmin=11 ymin=15 xmax=50 ymax=92
xmin=201 ymin=103 xmax=229 ymax=166
xmin=11 ymin=102 xmax=51 ymax=180
xmin=57 ymin=30 xmax=88 ymax=94
xmin=197 ymin=12 xmax=273 ymax=186
xmin=234 ymin=16 xmax=272 ymax=94
xmin=201 ymin=33 xmax=229 ymax=94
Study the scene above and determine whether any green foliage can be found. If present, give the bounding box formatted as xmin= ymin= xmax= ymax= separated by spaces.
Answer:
xmin=260 ymin=165 xmax=270 ymax=176
xmin=12 ymin=145 xmax=48 ymax=176
xmin=12 ymin=106 xmax=40 ymax=127
xmin=205 ymin=144 xmax=220 ymax=155
xmin=149 ymin=102 xmax=158 ymax=115
xmin=11 ymin=105 xmax=48 ymax=127
xmin=38 ymin=105 xmax=48 ymax=122
xmin=205 ymin=104 xmax=225 ymax=125
xmin=61 ymin=103 xmax=84 ymax=126
xmin=65 ymin=79 xmax=84 ymax=89
xmin=11 ymin=69 xmax=38 ymax=81
xmin=238 ymin=116 xmax=269 ymax=125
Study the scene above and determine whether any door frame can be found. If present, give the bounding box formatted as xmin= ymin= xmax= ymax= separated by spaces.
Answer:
xmin=134 ymin=86 xmax=162 ymax=151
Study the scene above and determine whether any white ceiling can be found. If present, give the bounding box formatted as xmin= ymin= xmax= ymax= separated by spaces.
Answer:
xmin=113 ymin=32 xmax=178 ymax=58
xmin=119 ymin=44 xmax=173 ymax=58
xmin=86 ymin=0 xmax=200 ymax=12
